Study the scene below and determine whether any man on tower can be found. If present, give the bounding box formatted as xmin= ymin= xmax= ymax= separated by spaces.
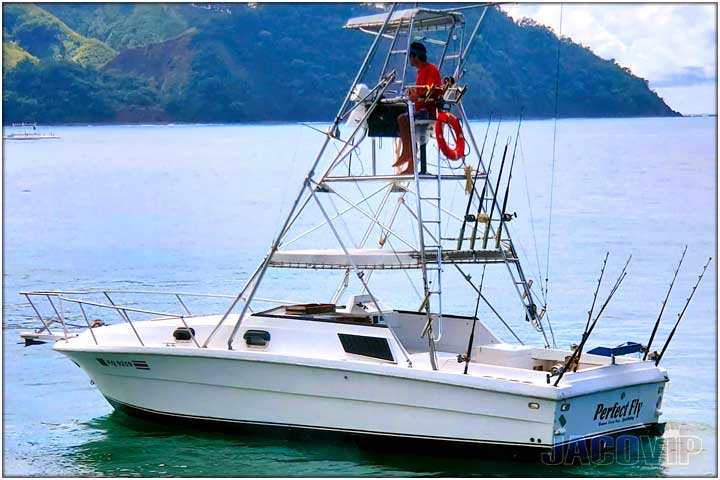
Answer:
xmin=394 ymin=42 xmax=443 ymax=175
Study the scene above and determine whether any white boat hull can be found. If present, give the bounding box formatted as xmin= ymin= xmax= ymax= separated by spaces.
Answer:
xmin=59 ymin=344 xmax=666 ymax=459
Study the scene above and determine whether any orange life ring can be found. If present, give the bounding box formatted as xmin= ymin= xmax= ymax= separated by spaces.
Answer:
xmin=435 ymin=112 xmax=465 ymax=160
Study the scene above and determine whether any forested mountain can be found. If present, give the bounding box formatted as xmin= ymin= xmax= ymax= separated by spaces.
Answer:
xmin=2 ymin=3 xmax=679 ymax=124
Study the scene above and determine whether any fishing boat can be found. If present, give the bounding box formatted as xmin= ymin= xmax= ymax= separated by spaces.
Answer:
xmin=20 ymin=5 xmax=707 ymax=462
xmin=3 ymin=123 xmax=59 ymax=140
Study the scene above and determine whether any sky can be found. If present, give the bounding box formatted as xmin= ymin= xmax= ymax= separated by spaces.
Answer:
xmin=501 ymin=3 xmax=717 ymax=115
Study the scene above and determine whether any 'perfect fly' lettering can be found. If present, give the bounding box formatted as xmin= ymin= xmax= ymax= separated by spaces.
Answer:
xmin=593 ymin=399 xmax=643 ymax=421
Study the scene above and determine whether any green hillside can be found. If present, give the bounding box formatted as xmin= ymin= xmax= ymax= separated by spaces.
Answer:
xmin=3 ymin=3 xmax=115 ymax=68
xmin=2 ymin=39 xmax=38 ymax=68
xmin=39 ymin=3 xmax=191 ymax=50
xmin=2 ymin=3 xmax=679 ymax=124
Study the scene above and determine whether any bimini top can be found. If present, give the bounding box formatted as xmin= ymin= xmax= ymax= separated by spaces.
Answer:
xmin=345 ymin=8 xmax=464 ymax=33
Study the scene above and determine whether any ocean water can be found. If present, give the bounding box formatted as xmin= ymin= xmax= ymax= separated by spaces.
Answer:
xmin=2 ymin=117 xmax=716 ymax=476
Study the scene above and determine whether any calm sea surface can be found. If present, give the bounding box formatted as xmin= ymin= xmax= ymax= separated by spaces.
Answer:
xmin=3 ymin=117 xmax=717 ymax=476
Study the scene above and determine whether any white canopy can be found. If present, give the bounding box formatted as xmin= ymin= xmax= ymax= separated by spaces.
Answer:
xmin=270 ymin=248 xmax=506 ymax=270
xmin=345 ymin=8 xmax=464 ymax=33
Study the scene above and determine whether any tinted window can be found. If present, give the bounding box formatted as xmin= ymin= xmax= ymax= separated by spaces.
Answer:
xmin=338 ymin=334 xmax=394 ymax=362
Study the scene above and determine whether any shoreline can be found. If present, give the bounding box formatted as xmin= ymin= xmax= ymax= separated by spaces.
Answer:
xmin=2 ymin=114 xmax=713 ymax=128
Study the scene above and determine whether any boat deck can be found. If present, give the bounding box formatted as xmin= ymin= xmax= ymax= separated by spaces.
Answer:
xmin=42 ymin=312 xmax=653 ymax=394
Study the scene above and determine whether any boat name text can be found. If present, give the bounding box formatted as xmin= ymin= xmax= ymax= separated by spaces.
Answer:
xmin=96 ymin=358 xmax=151 ymax=370
xmin=593 ymin=399 xmax=642 ymax=421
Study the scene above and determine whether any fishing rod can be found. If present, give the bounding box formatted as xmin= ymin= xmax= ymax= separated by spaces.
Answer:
xmin=469 ymin=118 xmax=502 ymax=250
xmin=655 ymin=256 xmax=712 ymax=366
xmin=481 ymin=137 xmax=511 ymax=249
xmin=581 ymin=252 xmax=609 ymax=339
xmin=644 ymin=245 xmax=687 ymax=361
xmin=451 ymin=263 xmax=524 ymax=345
xmin=495 ymin=110 xmax=524 ymax=249
xmin=572 ymin=254 xmax=630 ymax=372
xmin=573 ymin=254 xmax=632 ymax=371
xmin=553 ymin=251 xmax=607 ymax=380
xmin=462 ymin=263 xmax=488 ymax=374
xmin=553 ymin=255 xmax=631 ymax=386
xmin=457 ymin=115 xmax=493 ymax=250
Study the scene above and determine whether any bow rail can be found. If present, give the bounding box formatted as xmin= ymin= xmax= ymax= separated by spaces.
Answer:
xmin=19 ymin=289 xmax=301 ymax=347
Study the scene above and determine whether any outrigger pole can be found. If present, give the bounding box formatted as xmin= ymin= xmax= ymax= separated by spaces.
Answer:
xmin=643 ymin=245 xmax=687 ymax=361
xmin=453 ymin=5 xmax=490 ymax=82
xmin=553 ymin=254 xmax=631 ymax=386
xmin=655 ymin=256 xmax=712 ymax=366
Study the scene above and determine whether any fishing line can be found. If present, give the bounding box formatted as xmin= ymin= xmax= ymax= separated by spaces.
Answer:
xmin=277 ymin=126 xmax=303 ymax=237
xmin=443 ymin=171 xmax=462 ymax=239
xmin=386 ymin=237 xmax=423 ymax=301
xmin=544 ymin=4 xmax=563 ymax=314
xmin=518 ymin=134 xmax=547 ymax=305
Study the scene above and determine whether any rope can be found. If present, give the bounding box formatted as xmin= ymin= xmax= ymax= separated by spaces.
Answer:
xmin=544 ymin=4 xmax=563 ymax=312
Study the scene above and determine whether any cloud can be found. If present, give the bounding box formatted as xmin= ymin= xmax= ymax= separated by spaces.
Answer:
xmin=501 ymin=4 xmax=717 ymax=87
xmin=653 ymin=84 xmax=717 ymax=115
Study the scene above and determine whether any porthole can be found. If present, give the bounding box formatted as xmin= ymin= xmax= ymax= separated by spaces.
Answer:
xmin=244 ymin=330 xmax=271 ymax=347
xmin=173 ymin=327 xmax=195 ymax=341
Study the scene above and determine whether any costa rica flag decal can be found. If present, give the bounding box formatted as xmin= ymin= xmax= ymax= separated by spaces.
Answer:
xmin=132 ymin=360 xmax=150 ymax=370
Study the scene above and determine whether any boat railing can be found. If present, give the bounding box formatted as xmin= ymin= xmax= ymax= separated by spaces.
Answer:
xmin=20 ymin=289 xmax=300 ymax=347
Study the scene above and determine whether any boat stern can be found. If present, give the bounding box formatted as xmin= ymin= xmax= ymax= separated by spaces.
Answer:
xmin=547 ymin=361 xmax=668 ymax=462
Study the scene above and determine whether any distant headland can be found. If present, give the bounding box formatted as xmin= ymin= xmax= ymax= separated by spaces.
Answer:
xmin=2 ymin=3 xmax=679 ymax=125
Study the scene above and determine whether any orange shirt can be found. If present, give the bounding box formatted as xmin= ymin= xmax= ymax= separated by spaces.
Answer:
xmin=414 ymin=62 xmax=442 ymax=117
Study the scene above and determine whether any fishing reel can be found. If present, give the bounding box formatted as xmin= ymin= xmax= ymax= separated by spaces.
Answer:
xmin=464 ymin=212 xmax=490 ymax=223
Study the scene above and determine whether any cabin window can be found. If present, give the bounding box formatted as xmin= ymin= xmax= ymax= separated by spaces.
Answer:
xmin=338 ymin=333 xmax=394 ymax=362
